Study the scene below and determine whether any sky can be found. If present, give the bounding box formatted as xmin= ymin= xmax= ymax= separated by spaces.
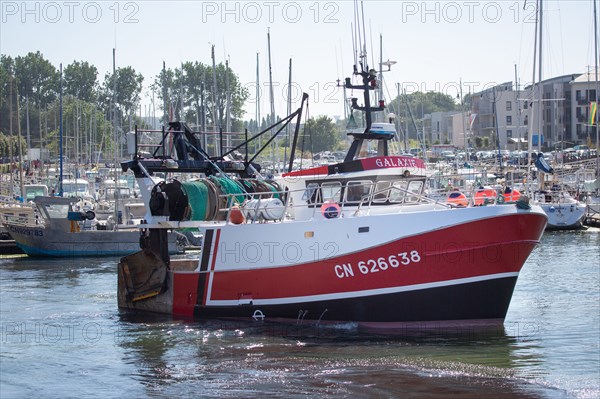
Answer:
xmin=1 ymin=0 xmax=598 ymax=121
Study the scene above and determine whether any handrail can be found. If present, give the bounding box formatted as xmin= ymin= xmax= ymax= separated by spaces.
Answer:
xmin=353 ymin=185 xmax=451 ymax=216
xmin=210 ymin=184 xmax=451 ymax=225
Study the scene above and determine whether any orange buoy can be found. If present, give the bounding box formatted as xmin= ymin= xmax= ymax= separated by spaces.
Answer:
xmin=474 ymin=188 xmax=497 ymax=206
xmin=229 ymin=205 xmax=245 ymax=224
xmin=503 ymin=187 xmax=521 ymax=202
xmin=446 ymin=191 xmax=468 ymax=207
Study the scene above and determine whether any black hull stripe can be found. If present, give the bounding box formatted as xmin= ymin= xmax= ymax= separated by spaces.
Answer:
xmin=194 ymin=276 xmax=518 ymax=324
xmin=196 ymin=229 xmax=214 ymax=305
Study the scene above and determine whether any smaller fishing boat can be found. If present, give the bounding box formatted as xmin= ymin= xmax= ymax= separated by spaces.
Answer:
xmin=4 ymin=196 xmax=185 ymax=257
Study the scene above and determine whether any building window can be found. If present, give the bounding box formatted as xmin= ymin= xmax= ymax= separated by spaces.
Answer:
xmin=524 ymin=101 xmax=528 ymax=109
xmin=506 ymin=101 xmax=512 ymax=111
xmin=506 ymin=115 xmax=512 ymax=125
xmin=576 ymin=90 xmax=581 ymax=101
xmin=507 ymin=130 xmax=513 ymax=137
xmin=576 ymin=124 xmax=582 ymax=134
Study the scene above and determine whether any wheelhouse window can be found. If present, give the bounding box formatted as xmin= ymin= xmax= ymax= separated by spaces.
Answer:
xmin=405 ymin=180 xmax=424 ymax=203
xmin=389 ymin=181 xmax=408 ymax=203
xmin=321 ymin=182 xmax=342 ymax=203
xmin=345 ymin=181 xmax=372 ymax=203
xmin=373 ymin=181 xmax=392 ymax=203
xmin=42 ymin=203 xmax=70 ymax=219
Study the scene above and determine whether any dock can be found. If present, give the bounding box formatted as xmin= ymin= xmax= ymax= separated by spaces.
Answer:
xmin=584 ymin=205 xmax=600 ymax=227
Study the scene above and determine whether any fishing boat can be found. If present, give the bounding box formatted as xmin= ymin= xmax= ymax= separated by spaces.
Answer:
xmin=4 ymin=196 xmax=185 ymax=257
xmin=116 ymin=53 xmax=547 ymax=328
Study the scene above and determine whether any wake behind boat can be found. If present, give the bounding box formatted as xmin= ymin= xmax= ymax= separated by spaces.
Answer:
xmin=116 ymin=55 xmax=547 ymax=328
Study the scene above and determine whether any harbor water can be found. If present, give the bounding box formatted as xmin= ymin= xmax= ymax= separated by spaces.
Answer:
xmin=1 ymin=229 xmax=598 ymax=398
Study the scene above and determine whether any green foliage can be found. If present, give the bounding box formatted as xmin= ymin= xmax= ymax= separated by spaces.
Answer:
xmin=101 ymin=66 xmax=144 ymax=121
xmin=14 ymin=51 xmax=59 ymax=107
xmin=305 ymin=115 xmax=339 ymax=153
xmin=153 ymin=61 xmax=248 ymax=130
xmin=0 ymin=132 xmax=26 ymax=158
xmin=387 ymin=91 xmax=458 ymax=138
xmin=64 ymin=61 xmax=98 ymax=102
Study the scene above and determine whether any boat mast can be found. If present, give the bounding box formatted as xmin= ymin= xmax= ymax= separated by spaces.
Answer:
xmin=8 ymin=76 xmax=14 ymax=197
xmin=255 ymin=52 xmax=260 ymax=152
xmin=537 ymin=0 xmax=543 ymax=155
xmin=59 ymin=63 xmax=64 ymax=196
xmin=527 ymin=0 xmax=540 ymax=190
xmin=284 ymin=58 xmax=292 ymax=166
xmin=460 ymin=78 xmax=468 ymax=156
xmin=594 ymin=0 xmax=599 ymax=189
xmin=514 ymin=64 xmax=522 ymax=153
xmin=112 ymin=48 xmax=121 ymax=226
xmin=493 ymin=87 xmax=503 ymax=176
xmin=267 ymin=28 xmax=276 ymax=171
xmin=225 ymin=56 xmax=231 ymax=138
xmin=16 ymin=78 xmax=25 ymax=200
xmin=211 ymin=44 xmax=219 ymax=144
xmin=397 ymin=83 xmax=408 ymax=152
xmin=162 ymin=61 xmax=168 ymax=126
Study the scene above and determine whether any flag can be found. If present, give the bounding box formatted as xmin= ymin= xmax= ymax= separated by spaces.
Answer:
xmin=590 ymin=102 xmax=597 ymax=126
xmin=469 ymin=113 xmax=477 ymax=129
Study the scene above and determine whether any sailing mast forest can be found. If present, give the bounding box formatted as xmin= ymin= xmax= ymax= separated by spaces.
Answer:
xmin=0 ymin=51 xmax=460 ymax=162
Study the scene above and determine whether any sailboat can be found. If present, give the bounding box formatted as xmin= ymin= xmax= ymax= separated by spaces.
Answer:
xmin=528 ymin=0 xmax=587 ymax=230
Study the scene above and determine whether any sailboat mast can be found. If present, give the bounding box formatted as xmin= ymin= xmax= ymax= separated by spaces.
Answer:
xmin=460 ymin=78 xmax=466 ymax=153
xmin=285 ymin=58 xmax=292 ymax=165
xmin=537 ymin=0 xmax=543 ymax=154
xmin=162 ymin=61 xmax=168 ymax=126
xmin=8 ymin=77 xmax=14 ymax=196
xmin=59 ymin=63 xmax=63 ymax=196
xmin=267 ymin=28 xmax=276 ymax=170
xmin=225 ymin=57 xmax=231 ymax=134
xmin=514 ymin=64 xmax=522 ymax=153
xmin=255 ymin=52 xmax=260 ymax=150
xmin=211 ymin=45 xmax=218 ymax=134
xmin=594 ymin=0 xmax=599 ymax=186
xmin=16 ymin=77 xmax=24 ymax=200
xmin=527 ymin=0 xmax=539 ymax=170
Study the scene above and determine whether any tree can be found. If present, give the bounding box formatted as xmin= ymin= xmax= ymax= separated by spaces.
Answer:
xmin=387 ymin=91 xmax=458 ymax=139
xmin=101 ymin=66 xmax=144 ymax=128
xmin=14 ymin=51 xmax=59 ymax=108
xmin=64 ymin=61 xmax=98 ymax=102
xmin=10 ymin=52 xmax=59 ymax=148
xmin=153 ymin=61 xmax=248 ymax=130
xmin=0 ymin=55 xmax=15 ymax=137
xmin=305 ymin=115 xmax=338 ymax=153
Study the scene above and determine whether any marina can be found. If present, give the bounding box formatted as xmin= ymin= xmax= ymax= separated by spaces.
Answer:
xmin=1 ymin=0 xmax=599 ymax=397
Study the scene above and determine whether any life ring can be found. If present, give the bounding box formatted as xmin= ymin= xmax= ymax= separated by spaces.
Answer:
xmin=503 ymin=187 xmax=521 ymax=203
xmin=446 ymin=191 xmax=468 ymax=207
xmin=320 ymin=201 xmax=341 ymax=219
xmin=474 ymin=188 xmax=497 ymax=206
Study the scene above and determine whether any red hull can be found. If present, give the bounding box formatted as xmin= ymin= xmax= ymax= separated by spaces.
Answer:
xmin=163 ymin=212 xmax=546 ymax=323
